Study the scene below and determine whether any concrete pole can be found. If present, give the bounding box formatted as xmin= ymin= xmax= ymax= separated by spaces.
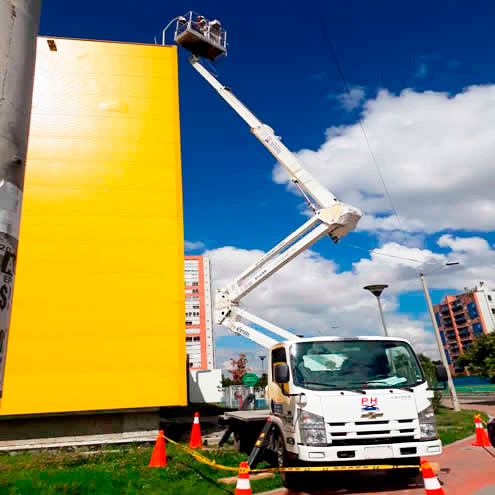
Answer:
xmin=0 ymin=0 xmax=42 ymax=397
xmin=419 ymin=273 xmax=461 ymax=412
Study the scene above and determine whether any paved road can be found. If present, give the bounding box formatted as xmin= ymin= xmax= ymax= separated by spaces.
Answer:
xmin=261 ymin=435 xmax=495 ymax=495
xmin=442 ymin=397 xmax=495 ymax=418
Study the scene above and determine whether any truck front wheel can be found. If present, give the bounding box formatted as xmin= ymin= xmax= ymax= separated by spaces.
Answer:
xmin=275 ymin=434 xmax=304 ymax=489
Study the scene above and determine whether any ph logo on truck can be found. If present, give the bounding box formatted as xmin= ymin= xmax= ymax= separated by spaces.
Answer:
xmin=361 ymin=397 xmax=382 ymax=418
xmin=361 ymin=397 xmax=378 ymax=410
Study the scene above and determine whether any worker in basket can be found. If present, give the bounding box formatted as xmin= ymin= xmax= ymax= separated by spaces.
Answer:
xmin=195 ymin=15 xmax=207 ymax=34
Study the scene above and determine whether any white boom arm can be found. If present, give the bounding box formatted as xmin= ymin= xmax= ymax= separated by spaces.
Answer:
xmin=189 ymin=56 xmax=362 ymax=349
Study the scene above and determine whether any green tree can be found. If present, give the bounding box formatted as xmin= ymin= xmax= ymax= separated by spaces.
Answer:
xmin=418 ymin=353 xmax=442 ymax=413
xmin=457 ymin=333 xmax=495 ymax=378
xmin=228 ymin=352 xmax=249 ymax=384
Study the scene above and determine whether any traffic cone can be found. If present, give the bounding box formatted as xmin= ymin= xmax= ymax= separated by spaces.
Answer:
xmin=421 ymin=460 xmax=444 ymax=495
xmin=148 ymin=430 xmax=167 ymax=468
xmin=189 ymin=412 xmax=202 ymax=449
xmin=234 ymin=461 xmax=252 ymax=495
xmin=472 ymin=415 xmax=492 ymax=447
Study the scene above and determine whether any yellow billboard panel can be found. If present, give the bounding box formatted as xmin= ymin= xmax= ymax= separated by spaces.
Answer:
xmin=0 ymin=38 xmax=186 ymax=415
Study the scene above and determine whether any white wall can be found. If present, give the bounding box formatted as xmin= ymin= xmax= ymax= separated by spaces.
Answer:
xmin=188 ymin=368 xmax=222 ymax=403
xmin=474 ymin=285 xmax=495 ymax=333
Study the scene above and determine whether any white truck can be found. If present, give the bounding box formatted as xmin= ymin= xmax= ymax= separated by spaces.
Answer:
xmin=174 ymin=13 xmax=448 ymax=488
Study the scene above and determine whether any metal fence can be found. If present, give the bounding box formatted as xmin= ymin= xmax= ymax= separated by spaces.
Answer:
xmin=222 ymin=385 xmax=267 ymax=409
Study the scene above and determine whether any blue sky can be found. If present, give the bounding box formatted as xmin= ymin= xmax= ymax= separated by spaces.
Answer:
xmin=40 ymin=1 xmax=495 ymax=371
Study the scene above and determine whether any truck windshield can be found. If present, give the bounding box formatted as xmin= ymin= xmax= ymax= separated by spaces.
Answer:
xmin=290 ymin=340 xmax=425 ymax=391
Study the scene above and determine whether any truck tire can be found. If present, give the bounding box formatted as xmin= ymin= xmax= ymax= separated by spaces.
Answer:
xmin=275 ymin=433 xmax=303 ymax=489
xmin=388 ymin=458 xmax=422 ymax=487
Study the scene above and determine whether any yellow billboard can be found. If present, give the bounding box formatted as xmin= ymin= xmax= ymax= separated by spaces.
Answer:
xmin=0 ymin=37 xmax=186 ymax=415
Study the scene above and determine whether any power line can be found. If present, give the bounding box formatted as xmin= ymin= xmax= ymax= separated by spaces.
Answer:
xmin=342 ymin=241 xmax=425 ymax=264
xmin=317 ymin=13 xmax=405 ymax=234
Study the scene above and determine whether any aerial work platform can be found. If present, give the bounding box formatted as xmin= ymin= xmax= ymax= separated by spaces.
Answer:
xmin=174 ymin=11 xmax=227 ymax=61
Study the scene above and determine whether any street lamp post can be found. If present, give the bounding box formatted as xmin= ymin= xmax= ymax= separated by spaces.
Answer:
xmin=419 ymin=261 xmax=460 ymax=412
xmin=259 ymin=355 xmax=266 ymax=375
xmin=364 ymin=284 xmax=389 ymax=337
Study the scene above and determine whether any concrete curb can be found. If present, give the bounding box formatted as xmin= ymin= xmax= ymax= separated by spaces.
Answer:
xmin=442 ymin=433 xmax=476 ymax=449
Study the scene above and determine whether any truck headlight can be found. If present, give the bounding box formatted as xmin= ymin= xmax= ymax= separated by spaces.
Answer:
xmin=298 ymin=411 xmax=327 ymax=446
xmin=418 ymin=405 xmax=438 ymax=441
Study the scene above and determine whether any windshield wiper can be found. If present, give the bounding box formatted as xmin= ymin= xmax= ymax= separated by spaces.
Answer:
xmin=350 ymin=381 xmax=416 ymax=393
xmin=391 ymin=385 xmax=415 ymax=393
xmin=297 ymin=381 xmax=338 ymax=387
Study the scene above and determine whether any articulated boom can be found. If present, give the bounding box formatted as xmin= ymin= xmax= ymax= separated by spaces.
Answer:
xmin=188 ymin=56 xmax=362 ymax=349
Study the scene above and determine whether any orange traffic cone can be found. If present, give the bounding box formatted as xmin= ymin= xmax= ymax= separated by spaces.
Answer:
xmin=189 ymin=412 xmax=202 ymax=449
xmin=421 ymin=460 xmax=444 ymax=495
xmin=472 ymin=415 xmax=491 ymax=447
xmin=234 ymin=461 xmax=252 ymax=495
xmin=148 ymin=430 xmax=167 ymax=468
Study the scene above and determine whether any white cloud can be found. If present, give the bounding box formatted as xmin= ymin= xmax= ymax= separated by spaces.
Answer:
xmin=334 ymin=87 xmax=366 ymax=111
xmin=437 ymin=234 xmax=490 ymax=254
xmin=184 ymin=240 xmax=205 ymax=251
xmin=273 ymin=84 xmax=495 ymax=233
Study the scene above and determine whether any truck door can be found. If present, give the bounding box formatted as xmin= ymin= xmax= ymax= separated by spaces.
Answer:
xmin=270 ymin=347 xmax=292 ymax=423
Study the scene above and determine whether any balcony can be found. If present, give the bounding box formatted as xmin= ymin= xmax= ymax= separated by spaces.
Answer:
xmin=446 ymin=333 xmax=457 ymax=340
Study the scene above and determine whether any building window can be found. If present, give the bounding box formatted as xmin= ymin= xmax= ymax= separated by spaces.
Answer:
xmin=444 ymin=349 xmax=451 ymax=365
xmin=488 ymin=295 xmax=492 ymax=301
xmin=467 ymin=302 xmax=478 ymax=319
xmin=492 ymin=308 xmax=495 ymax=315
xmin=473 ymin=322 xmax=484 ymax=335
xmin=435 ymin=313 xmax=441 ymax=327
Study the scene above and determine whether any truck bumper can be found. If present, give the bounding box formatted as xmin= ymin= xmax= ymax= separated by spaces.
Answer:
xmin=297 ymin=439 xmax=442 ymax=462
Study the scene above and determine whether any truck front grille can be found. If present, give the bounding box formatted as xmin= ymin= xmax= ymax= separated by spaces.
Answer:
xmin=331 ymin=436 xmax=415 ymax=446
xmin=327 ymin=419 xmax=418 ymax=443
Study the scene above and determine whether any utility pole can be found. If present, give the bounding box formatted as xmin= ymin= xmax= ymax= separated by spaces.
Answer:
xmin=0 ymin=0 xmax=42 ymax=397
xmin=419 ymin=272 xmax=461 ymax=411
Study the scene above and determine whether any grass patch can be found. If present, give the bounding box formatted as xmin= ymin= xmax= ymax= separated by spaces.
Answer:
xmin=0 ymin=443 xmax=280 ymax=495
xmin=435 ymin=406 xmax=489 ymax=445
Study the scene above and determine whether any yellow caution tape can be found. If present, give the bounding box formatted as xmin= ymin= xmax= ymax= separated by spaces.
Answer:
xmin=158 ymin=434 xmax=419 ymax=473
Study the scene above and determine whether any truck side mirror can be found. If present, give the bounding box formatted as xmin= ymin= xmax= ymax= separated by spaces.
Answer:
xmin=435 ymin=365 xmax=448 ymax=383
xmin=274 ymin=363 xmax=289 ymax=383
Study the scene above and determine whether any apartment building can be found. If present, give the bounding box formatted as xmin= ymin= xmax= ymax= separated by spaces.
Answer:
xmin=434 ymin=282 xmax=495 ymax=375
xmin=184 ymin=256 xmax=215 ymax=370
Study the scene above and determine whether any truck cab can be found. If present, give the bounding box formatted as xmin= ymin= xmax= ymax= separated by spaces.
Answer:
xmin=268 ymin=336 xmax=441 ymax=467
